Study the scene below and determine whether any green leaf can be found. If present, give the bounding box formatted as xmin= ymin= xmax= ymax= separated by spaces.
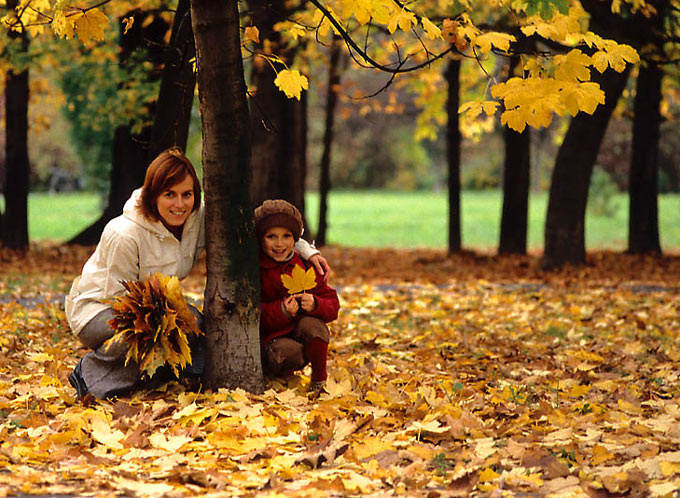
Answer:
xmin=525 ymin=0 xmax=570 ymax=18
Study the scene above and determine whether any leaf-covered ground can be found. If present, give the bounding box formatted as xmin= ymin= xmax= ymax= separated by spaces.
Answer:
xmin=1 ymin=244 xmax=679 ymax=497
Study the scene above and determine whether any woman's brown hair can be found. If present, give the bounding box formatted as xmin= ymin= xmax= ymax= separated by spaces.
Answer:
xmin=138 ymin=147 xmax=202 ymax=221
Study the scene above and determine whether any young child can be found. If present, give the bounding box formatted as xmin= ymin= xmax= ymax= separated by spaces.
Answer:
xmin=254 ymin=199 xmax=340 ymax=391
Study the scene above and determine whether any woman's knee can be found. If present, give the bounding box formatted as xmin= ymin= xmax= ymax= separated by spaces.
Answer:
xmin=79 ymin=308 xmax=117 ymax=350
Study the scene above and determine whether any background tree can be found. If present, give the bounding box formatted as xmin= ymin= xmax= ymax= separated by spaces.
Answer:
xmin=2 ymin=0 xmax=30 ymax=250
xmin=541 ymin=66 xmax=631 ymax=269
xmin=498 ymin=50 xmax=531 ymax=255
xmin=68 ymin=6 xmax=178 ymax=245
xmin=247 ymin=0 xmax=308 ymax=221
xmin=316 ymin=37 xmax=342 ymax=247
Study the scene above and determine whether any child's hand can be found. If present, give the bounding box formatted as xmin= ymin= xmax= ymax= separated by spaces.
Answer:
xmin=283 ymin=295 xmax=299 ymax=316
xmin=296 ymin=293 xmax=316 ymax=312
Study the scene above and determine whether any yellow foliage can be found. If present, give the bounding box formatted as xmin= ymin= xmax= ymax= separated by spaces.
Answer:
xmin=387 ymin=9 xmax=416 ymax=34
xmin=471 ymin=31 xmax=515 ymax=54
xmin=554 ymin=50 xmax=592 ymax=83
xmin=421 ymin=16 xmax=442 ymax=40
xmin=73 ymin=9 xmax=109 ymax=47
xmin=243 ymin=26 xmax=260 ymax=44
xmin=281 ymin=264 xmax=317 ymax=294
xmin=104 ymin=273 xmax=203 ymax=378
xmin=274 ymin=69 xmax=309 ymax=100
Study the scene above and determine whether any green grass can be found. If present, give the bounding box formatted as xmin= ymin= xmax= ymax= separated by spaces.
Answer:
xmin=24 ymin=190 xmax=680 ymax=251
xmin=27 ymin=192 xmax=104 ymax=243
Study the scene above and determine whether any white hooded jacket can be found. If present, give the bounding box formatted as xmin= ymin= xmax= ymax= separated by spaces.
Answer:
xmin=65 ymin=188 xmax=205 ymax=336
xmin=65 ymin=189 xmax=319 ymax=337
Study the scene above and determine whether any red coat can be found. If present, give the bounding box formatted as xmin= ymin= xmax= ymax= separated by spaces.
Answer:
xmin=259 ymin=250 xmax=340 ymax=345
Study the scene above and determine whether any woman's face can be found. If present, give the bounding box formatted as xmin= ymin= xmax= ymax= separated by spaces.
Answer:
xmin=156 ymin=175 xmax=195 ymax=229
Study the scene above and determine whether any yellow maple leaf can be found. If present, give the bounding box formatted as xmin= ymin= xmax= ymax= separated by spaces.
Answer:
xmin=592 ymin=43 xmax=639 ymax=73
xmin=74 ymin=8 xmax=109 ymax=47
xmin=281 ymin=264 xmax=317 ymax=294
xmin=421 ymin=16 xmax=442 ymax=40
xmin=89 ymin=417 xmax=125 ymax=450
xmin=353 ymin=436 xmax=393 ymax=459
xmin=554 ymin=49 xmax=592 ymax=83
xmin=472 ymin=31 xmax=515 ymax=54
xmin=52 ymin=10 xmax=74 ymax=39
xmin=387 ymin=9 xmax=416 ymax=34
xmin=591 ymin=444 xmax=615 ymax=465
xmin=274 ymin=69 xmax=309 ymax=100
xmin=478 ymin=467 xmax=500 ymax=482
xmin=659 ymin=460 xmax=680 ymax=477
xmin=243 ymin=25 xmax=260 ymax=44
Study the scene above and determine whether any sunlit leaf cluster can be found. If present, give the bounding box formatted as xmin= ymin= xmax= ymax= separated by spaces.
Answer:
xmin=104 ymin=273 xmax=203 ymax=378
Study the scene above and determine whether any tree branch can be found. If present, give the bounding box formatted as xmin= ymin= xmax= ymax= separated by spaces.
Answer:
xmin=308 ymin=0 xmax=453 ymax=74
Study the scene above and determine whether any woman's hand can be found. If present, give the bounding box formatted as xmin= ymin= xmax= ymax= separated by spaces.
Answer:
xmin=283 ymin=295 xmax=299 ymax=316
xmin=308 ymin=254 xmax=331 ymax=282
xmin=296 ymin=293 xmax=316 ymax=313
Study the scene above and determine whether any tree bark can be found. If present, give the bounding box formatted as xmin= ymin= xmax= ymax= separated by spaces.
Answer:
xmin=541 ymin=67 xmax=631 ymax=270
xmin=191 ymin=0 xmax=264 ymax=393
xmin=3 ymin=67 xmax=30 ymax=250
xmin=316 ymin=38 xmax=342 ymax=247
xmin=446 ymin=58 xmax=462 ymax=254
xmin=248 ymin=0 xmax=307 ymax=219
xmin=628 ymin=63 xmax=662 ymax=253
xmin=499 ymin=56 xmax=531 ymax=255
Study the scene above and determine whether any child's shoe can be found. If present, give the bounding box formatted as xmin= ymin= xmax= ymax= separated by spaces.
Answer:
xmin=308 ymin=380 xmax=326 ymax=400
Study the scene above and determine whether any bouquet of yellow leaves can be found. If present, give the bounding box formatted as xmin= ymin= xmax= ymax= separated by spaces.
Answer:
xmin=103 ymin=273 xmax=203 ymax=379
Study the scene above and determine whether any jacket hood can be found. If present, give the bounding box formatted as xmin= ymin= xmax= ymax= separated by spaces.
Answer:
xmin=122 ymin=189 xmax=167 ymax=236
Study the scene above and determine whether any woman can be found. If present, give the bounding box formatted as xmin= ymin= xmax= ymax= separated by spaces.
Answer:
xmin=65 ymin=148 xmax=328 ymax=399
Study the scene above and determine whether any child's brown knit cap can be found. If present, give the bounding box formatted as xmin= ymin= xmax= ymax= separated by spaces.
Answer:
xmin=254 ymin=199 xmax=303 ymax=241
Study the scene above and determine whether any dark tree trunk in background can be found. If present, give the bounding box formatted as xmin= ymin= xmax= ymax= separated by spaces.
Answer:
xmin=3 ymin=68 xmax=30 ymax=250
xmin=541 ymin=67 xmax=631 ymax=270
xmin=499 ymin=55 xmax=531 ymax=254
xmin=0 ymin=87 xmax=6 ymax=238
xmin=446 ymin=58 xmax=462 ymax=254
xmin=316 ymin=38 xmax=342 ymax=247
xmin=68 ymin=126 xmax=149 ymax=245
xmin=248 ymin=0 xmax=307 ymax=224
xmin=191 ymin=0 xmax=264 ymax=393
xmin=628 ymin=63 xmax=662 ymax=253
xmin=69 ymin=9 xmax=178 ymax=245
xmin=147 ymin=0 xmax=197 ymax=162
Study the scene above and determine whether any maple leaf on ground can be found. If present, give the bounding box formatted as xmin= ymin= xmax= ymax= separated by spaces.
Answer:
xmin=103 ymin=273 xmax=203 ymax=378
xmin=281 ymin=265 xmax=317 ymax=294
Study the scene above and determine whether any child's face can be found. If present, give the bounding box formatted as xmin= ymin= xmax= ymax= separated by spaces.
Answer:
xmin=262 ymin=226 xmax=295 ymax=262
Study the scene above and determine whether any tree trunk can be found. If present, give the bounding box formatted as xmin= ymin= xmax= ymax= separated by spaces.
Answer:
xmin=446 ymin=58 xmax=462 ymax=254
xmin=147 ymin=0 xmax=197 ymax=162
xmin=499 ymin=56 xmax=531 ymax=254
xmin=68 ymin=126 xmax=149 ymax=245
xmin=628 ymin=76 xmax=663 ymax=253
xmin=3 ymin=68 xmax=30 ymax=250
xmin=316 ymin=38 xmax=342 ymax=247
xmin=541 ymin=67 xmax=631 ymax=270
xmin=68 ymin=10 xmax=180 ymax=245
xmin=191 ymin=0 xmax=264 ymax=393
xmin=248 ymin=0 xmax=307 ymax=218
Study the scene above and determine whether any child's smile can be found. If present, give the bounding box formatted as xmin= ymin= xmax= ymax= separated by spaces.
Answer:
xmin=262 ymin=227 xmax=295 ymax=262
